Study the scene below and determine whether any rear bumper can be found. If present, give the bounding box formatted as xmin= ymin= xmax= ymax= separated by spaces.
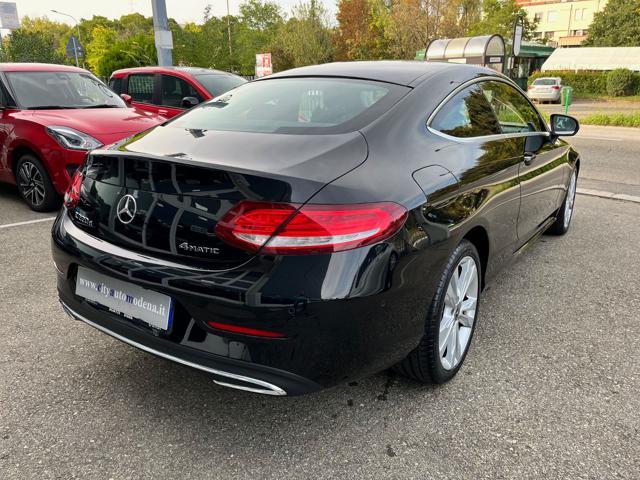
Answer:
xmin=527 ymin=91 xmax=561 ymax=101
xmin=59 ymin=299 xmax=314 ymax=395
xmin=52 ymin=209 xmax=438 ymax=394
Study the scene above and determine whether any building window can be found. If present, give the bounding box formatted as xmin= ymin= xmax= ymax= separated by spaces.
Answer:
xmin=574 ymin=8 xmax=587 ymax=20
xmin=534 ymin=12 xmax=543 ymax=22
xmin=548 ymin=10 xmax=557 ymax=22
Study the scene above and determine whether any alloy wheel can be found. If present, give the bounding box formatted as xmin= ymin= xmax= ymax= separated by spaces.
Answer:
xmin=564 ymin=171 xmax=577 ymax=229
xmin=439 ymin=256 xmax=479 ymax=370
xmin=18 ymin=161 xmax=46 ymax=207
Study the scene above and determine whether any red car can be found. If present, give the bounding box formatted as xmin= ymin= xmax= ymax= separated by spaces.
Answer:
xmin=108 ymin=66 xmax=246 ymax=118
xmin=0 ymin=63 xmax=167 ymax=211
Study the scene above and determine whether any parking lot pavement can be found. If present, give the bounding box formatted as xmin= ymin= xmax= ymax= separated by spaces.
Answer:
xmin=0 ymin=192 xmax=638 ymax=480
xmin=0 ymin=185 xmax=57 ymax=227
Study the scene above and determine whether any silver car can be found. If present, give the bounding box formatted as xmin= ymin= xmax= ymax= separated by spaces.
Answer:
xmin=527 ymin=77 xmax=562 ymax=104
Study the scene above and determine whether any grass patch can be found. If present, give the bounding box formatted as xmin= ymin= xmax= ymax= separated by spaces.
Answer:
xmin=580 ymin=112 xmax=640 ymax=128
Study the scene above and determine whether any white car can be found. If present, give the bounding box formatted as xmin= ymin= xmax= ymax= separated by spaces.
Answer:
xmin=528 ymin=77 xmax=562 ymax=104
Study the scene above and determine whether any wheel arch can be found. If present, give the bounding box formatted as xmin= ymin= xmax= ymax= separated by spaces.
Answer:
xmin=10 ymin=143 xmax=43 ymax=179
xmin=462 ymin=225 xmax=490 ymax=289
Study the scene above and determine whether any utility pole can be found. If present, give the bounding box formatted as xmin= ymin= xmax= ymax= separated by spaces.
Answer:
xmin=151 ymin=0 xmax=173 ymax=66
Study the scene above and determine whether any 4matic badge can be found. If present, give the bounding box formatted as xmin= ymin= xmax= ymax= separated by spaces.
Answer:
xmin=178 ymin=242 xmax=220 ymax=255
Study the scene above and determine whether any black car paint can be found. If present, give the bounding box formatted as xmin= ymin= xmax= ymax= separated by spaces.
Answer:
xmin=52 ymin=62 xmax=579 ymax=395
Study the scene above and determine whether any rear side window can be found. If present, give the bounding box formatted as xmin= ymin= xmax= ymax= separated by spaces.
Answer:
xmin=160 ymin=75 xmax=203 ymax=107
xmin=109 ymin=77 xmax=123 ymax=94
xmin=128 ymin=74 xmax=154 ymax=103
xmin=481 ymin=81 xmax=545 ymax=133
xmin=430 ymin=83 xmax=501 ymax=138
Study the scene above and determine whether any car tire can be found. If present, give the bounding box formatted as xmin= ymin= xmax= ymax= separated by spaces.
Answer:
xmin=548 ymin=168 xmax=577 ymax=236
xmin=395 ymin=239 xmax=481 ymax=384
xmin=15 ymin=154 xmax=61 ymax=212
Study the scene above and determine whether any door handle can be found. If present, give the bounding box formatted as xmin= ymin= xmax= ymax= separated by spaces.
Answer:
xmin=524 ymin=153 xmax=536 ymax=166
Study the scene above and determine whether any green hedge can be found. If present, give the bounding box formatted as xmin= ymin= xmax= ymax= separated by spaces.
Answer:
xmin=581 ymin=112 xmax=640 ymax=128
xmin=607 ymin=69 xmax=637 ymax=97
xmin=528 ymin=70 xmax=640 ymax=97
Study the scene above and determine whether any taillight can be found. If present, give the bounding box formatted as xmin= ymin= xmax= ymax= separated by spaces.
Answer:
xmin=64 ymin=168 xmax=83 ymax=208
xmin=215 ymin=201 xmax=408 ymax=255
xmin=551 ymin=85 xmax=561 ymax=90
xmin=528 ymin=85 xmax=534 ymax=90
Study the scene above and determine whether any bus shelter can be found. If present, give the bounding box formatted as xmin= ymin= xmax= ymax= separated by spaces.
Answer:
xmin=420 ymin=35 xmax=506 ymax=72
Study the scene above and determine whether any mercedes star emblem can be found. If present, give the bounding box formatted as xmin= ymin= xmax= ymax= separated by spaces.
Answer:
xmin=116 ymin=194 xmax=137 ymax=225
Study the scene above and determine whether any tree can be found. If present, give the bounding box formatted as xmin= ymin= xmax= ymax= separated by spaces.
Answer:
xmin=334 ymin=0 xmax=376 ymax=61
xmin=584 ymin=0 xmax=640 ymax=47
xmin=85 ymin=26 xmax=119 ymax=77
xmin=0 ymin=29 xmax=65 ymax=64
xmin=272 ymin=0 xmax=333 ymax=69
xmin=468 ymin=0 xmax=537 ymax=40
xmin=92 ymin=34 xmax=157 ymax=79
xmin=235 ymin=0 xmax=284 ymax=73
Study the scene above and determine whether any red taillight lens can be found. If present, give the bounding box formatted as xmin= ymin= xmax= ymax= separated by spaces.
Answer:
xmin=64 ymin=169 xmax=83 ymax=208
xmin=215 ymin=201 xmax=408 ymax=255
xmin=551 ymin=85 xmax=561 ymax=90
xmin=528 ymin=85 xmax=534 ymax=90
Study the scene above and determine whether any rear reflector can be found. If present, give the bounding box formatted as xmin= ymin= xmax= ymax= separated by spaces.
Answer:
xmin=215 ymin=201 xmax=408 ymax=255
xmin=207 ymin=321 xmax=286 ymax=338
xmin=64 ymin=169 xmax=84 ymax=208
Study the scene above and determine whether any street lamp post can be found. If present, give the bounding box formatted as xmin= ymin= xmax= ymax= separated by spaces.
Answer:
xmin=51 ymin=9 xmax=82 ymax=67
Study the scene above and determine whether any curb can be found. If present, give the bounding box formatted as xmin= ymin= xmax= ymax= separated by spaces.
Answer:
xmin=577 ymin=188 xmax=640 ymax=204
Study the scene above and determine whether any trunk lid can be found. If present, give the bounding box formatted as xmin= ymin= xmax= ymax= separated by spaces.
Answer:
xmin=69 ymin=128 xmax=368 ymax=270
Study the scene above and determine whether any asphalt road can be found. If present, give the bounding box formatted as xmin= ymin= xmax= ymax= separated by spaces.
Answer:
xmin=1 ymin=129 xmax=639 ymax=479
xmin=568 ymin=125 xmax=640 ymax=199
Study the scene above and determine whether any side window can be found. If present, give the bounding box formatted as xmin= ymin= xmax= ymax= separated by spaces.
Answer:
xmin=128 ymin=74 xmax=155 ymax=104
xmin=431 ymin=83 xmax=501 ymax=138
xmin=481 ymin=81 xmax=545 ymax=134
xmin=160 ymin=75 xmax=203 ymax=108
xmin=109 ymin=77 xmax=123 ymax=94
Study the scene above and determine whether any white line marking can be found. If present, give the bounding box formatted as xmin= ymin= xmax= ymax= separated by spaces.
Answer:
xmin=577 ymin=188 xmax=640 ymax=204
xmin=574 ymin=136 xmax=624 ymax=142
xmin=0 ymin=216 xmax=56 ymax=229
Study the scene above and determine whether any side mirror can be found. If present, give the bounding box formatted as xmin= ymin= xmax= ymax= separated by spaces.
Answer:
xmin=550 ymin=114 xmax=579 ymax=137
xmin=181 ymin=96 xmax=200 ymax=109
xmin=120 ymin=93 xmax=133 ymax=106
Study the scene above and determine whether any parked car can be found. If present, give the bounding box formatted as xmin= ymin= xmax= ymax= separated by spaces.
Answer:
xmin=528 ymin=77 xmax=563 ymax=103
xmin=53 ymin=62 xmax=580 ymax=396
xmin=109 ymin=66 xmax=247 ymax=118
xmin=0 ymin=63 xmax=168 ymax=211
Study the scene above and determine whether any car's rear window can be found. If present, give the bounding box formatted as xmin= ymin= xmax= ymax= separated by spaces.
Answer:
xmin=533 ymin=78 xmax=559 ymax=86
xmin=194 ymin=74 xmax=247 ymax=97
xmin=169 ymin=77 xmax=409 ymax=134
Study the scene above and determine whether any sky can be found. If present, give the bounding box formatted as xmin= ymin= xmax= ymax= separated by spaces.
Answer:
xmin=12 ymin=0 xmax=337 ymax=24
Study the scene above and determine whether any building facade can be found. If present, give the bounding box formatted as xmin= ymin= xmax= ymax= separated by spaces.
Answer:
xmin=516 ymin=0 xmax=608 ymax=46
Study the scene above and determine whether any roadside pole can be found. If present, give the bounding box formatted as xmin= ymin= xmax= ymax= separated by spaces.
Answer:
xmin=509 ymin=15 xmax=524 ymax=83
xmin=151 ymin=0 xmax=173 ymax=66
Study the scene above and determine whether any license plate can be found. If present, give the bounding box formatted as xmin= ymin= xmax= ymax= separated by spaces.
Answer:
xmin=75 ymin=266 xmax=173 ymax=331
